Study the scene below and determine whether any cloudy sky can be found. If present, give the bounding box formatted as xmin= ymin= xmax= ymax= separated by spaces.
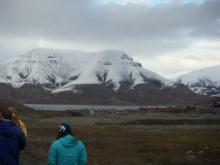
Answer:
xmin=0 ymin=0 xmax=219 ymax=78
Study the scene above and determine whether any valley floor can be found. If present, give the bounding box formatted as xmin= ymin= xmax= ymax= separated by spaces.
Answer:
xmin=20 ymin=112 xmax=220 ymax=165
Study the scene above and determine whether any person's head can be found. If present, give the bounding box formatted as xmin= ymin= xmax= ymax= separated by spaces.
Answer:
xmin=8 ymin=107 xmax=20 ymax=126
xmin=8 ymin=107 xmax=18 ymax=117
xmin=57 ymin=123 xmax=73 ymax=139
xmin=0 ymin=110 xmax=3 ymax=121
xmin=0 ymin=106 xmax=12 ymax=121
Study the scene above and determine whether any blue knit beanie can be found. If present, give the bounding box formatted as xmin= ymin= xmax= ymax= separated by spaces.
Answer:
xmin=59 ymin=123 xmax=71 ymax=133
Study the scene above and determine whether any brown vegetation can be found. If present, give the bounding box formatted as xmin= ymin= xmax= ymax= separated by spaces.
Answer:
xmin=20 ymin=112 xmax=220 ymax=165
xmin=1 ymin=98 xmax=219 ymax=164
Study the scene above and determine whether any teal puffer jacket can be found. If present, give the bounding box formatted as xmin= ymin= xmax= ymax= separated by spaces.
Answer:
xmin=48 ymin=135 xmax=87 ymax=165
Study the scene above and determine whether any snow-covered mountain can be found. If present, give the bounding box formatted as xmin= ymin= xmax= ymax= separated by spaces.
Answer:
xmin=0 ymin=48 xmax=172 ymax=93
xmin=177 ymin=65 xmax=220 ymax=96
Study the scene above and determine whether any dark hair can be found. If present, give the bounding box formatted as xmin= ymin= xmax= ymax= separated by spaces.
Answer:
xmin=57 ymin=130 xmax=72 ymax=139
xmin=0 ymin=106 xmax=12 ymax=120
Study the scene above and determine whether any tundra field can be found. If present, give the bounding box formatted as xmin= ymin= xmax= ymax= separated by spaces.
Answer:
xmin=20 ymin=111 xmax=220 ymax=165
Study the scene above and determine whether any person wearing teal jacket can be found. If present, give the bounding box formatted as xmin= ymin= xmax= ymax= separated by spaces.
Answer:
xmin=48 ymin=123 xmax=87 ymax=165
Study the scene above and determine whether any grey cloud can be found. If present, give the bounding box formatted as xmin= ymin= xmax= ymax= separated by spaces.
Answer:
xmin=0 ymin=0 xmax=219 ymax=57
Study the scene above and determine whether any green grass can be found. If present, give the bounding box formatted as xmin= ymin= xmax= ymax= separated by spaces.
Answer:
xmin=1 ymin=97 xmax=220 ymax=164
xmin=23 ymin=125 xmax=220 ymax=165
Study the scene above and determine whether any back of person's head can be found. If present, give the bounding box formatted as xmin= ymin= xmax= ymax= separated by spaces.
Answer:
xmin=8 ymin=107 xmax=20 ymax=126
xmin=0 ymin=108 xmax=3 ymax=121
xmin=57 ymin=123 xmax=73 ymax=139
xmin=0 ymin=106 xmax=12 ymax=120
xmin=8 ymin=107 xmax=18 ymax=116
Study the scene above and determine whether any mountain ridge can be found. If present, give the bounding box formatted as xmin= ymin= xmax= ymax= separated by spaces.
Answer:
xmin=0 ymin=48 xmax=172 ymax=92
xmin=177 ymin=64 xmax=220 ymax=96
xmin=0 ymin=48 xmax=208 ymax=105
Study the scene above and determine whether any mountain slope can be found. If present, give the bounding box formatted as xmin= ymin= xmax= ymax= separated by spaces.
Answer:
xmin=0 ymin=48 xmax=172 ymax=92
xmin=0 ymin=48 xmax=207 ymax=105
xmin=177 ymin=65 xmax=220 ymax=96
xmin=0 ymin=97 xmax=34 ymax=115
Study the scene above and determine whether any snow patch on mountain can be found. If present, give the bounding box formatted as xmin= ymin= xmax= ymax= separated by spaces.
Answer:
xmin=0 ymin=48 xmax=172 ymax=92
xmin=177 ymin=65 xmax=220 ymax=96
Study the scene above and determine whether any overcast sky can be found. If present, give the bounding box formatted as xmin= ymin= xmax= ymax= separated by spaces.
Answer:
xmin=0 ymin=0 xmax=219 ymax=78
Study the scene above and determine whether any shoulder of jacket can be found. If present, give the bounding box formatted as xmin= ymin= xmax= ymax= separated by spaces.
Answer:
xmin=9 ymin=125 xmax=24 ymax=138
xmin=11 ymin=124 xmax=22 ymax=132
xmin=51 ymin=139 xmax=61 ymax=148
xmin=78 ymin=140 xmax=86 ymax=148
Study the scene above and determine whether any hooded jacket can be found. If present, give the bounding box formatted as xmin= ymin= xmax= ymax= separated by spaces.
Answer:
xmin=0 ymin=120 xmax=26 ymax=165
xmin=48 ymin=135 xmax=87 ymax=165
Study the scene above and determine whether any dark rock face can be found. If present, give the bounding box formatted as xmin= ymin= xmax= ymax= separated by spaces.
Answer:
xmin=0 ymin=83 xmax=50 ymax=103
xmin=161 ymin=84 xmax=207 ymax=105
xmin=0 ymin=82 xmax=208 ymax=105
xmin=116 ymin=83 xmax=207 ymax=105
xmin=0 ymin=83 xmax=15 ymax=99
